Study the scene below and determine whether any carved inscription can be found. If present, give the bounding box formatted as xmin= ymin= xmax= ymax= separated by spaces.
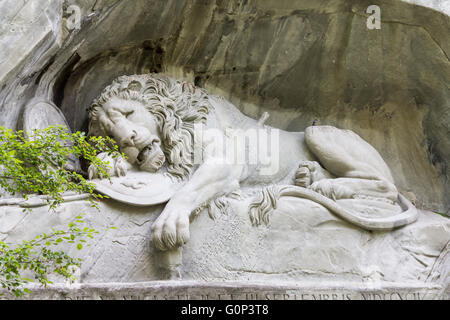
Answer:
xmin=57 ymin=290 xmax=430 ymax=300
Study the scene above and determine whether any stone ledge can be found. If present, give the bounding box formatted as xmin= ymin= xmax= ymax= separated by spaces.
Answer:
xmin=1 ymin=281 xmax=446 ymax=300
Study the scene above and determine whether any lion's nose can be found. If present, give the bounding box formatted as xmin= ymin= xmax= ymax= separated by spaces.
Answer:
xmin=146 ymin=137 xmax=161 ymax=152
xmin=120 ymin=130 xmax=137 ymax=147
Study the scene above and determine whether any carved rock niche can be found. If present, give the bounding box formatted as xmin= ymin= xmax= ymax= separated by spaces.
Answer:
xmin=0 ymin=0 xmax=448 ymax=300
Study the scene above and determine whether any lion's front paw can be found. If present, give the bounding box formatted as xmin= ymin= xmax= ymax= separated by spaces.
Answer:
xmin=295 ymin=161 xmax=321 ymax=187
xmin=114 ymin=157 xmax=128 ymax=176
xmin=151 ymin=210 xmax=190 ymax=251
xmin=88 ymin=152 xmax=128 ymax=180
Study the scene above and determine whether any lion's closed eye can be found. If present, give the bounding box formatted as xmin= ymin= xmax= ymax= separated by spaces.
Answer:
xmin=124 ymin=110 xmax=134 ymax=118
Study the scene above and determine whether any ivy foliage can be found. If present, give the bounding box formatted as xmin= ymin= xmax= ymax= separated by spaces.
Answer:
xmin=0 ymin=125 xmax=121 ymax=297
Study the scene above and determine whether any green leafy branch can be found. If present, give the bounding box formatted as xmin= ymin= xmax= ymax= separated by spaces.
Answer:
xmin=0 ymin=214 xmax=117 ymax=297
xmin=0 ymin=125 xmax=122 ymax=297
xmin=0 ymin=125 xmax=123 ymax=210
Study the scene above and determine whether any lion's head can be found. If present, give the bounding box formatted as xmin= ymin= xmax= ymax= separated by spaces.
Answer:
xmin=88 ymin=74 xmax=211 ymax=179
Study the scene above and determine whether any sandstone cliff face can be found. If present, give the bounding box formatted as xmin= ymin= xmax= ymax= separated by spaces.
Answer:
xmin=0 ymin=0 xmax=448 ymax=213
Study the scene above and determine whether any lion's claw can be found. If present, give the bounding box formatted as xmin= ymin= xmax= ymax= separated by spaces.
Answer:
xmin=115 ymin=157 xmax=128 ymax=177
xmin=151 ymin=211 xmax=190 ymax=251
xmin=295 ymin=161 xmax=321 ymax=187
xmin=88 ymin=152 xmax=128 ymax=180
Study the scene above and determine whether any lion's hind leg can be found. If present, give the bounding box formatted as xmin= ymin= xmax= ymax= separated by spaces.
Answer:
xmin=304 ymin=126 xmax=395 ymax=183
xmin=304 ymin=125 xmax=399 ymax=202
xmin=310 ymin=176 xmax=398 ymax=202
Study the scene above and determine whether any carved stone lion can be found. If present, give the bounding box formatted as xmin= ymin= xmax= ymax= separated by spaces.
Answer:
xmin=87 ymin=74 xmax=418 ymax=251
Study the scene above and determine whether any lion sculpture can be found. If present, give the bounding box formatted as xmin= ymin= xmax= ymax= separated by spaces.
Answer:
xmin=87 ymin=74 xmax=418 ymax=251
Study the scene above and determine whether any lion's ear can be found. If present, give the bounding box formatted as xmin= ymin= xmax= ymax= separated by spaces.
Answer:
xmin=128 ymin=80 xmax=142 ymax=92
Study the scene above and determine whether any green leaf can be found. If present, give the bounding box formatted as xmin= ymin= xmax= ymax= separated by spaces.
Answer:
xmin=77 ymin=244 xmax=83 ymax=250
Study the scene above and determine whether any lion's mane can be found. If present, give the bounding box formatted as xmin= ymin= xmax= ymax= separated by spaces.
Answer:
xmin=88 ymin=74 xmax=211 ymax=180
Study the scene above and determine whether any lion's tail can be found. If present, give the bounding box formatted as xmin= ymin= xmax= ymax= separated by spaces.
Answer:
xmin=249 ymin=185 xmax=419 ymax=231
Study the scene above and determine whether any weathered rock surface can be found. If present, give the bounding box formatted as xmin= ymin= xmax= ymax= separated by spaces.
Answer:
xmin=185 ymin=197 xmax=449 ymax=287
xmin=403 ymin=0 xmax=450 ymax=16
xmin=0 ymin=197 xmax=448 ymax=294
xmin=0 ymin=281 xmax=445 ymax=300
